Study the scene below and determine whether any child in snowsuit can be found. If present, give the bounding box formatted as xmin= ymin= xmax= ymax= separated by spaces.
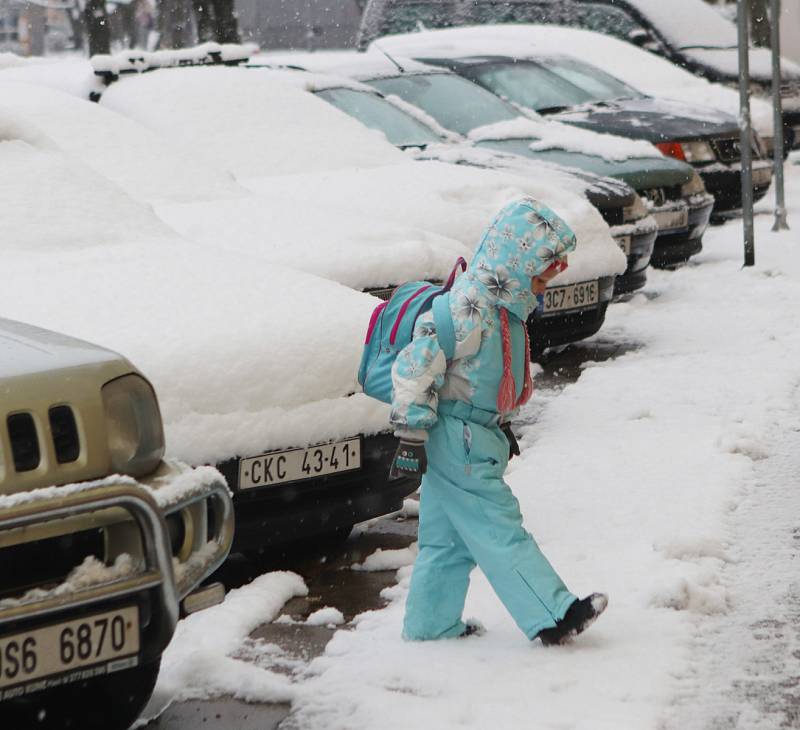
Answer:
xmin=389 ymin=198 xmax=607 ymax=645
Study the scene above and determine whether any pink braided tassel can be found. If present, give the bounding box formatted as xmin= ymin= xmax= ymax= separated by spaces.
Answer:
xmin=497 ymin=308 xmax=517 ymax=413
xmin=496 ymin=308 xmax=535 ymax=412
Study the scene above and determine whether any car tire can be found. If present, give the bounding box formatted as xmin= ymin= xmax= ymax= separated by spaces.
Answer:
xmin=0 ymin=656 xmax=161 ymax=730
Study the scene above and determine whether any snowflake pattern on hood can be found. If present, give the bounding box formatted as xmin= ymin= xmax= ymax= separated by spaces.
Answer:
xmin=469 ymin=197 xmax=577 ymax=321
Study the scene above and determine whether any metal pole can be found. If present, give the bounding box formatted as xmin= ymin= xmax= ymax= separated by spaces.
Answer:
xmin=770 ymin=0 xmax=789 ymax=230
xmin=738 ymin=0 xmax=756 ymax=266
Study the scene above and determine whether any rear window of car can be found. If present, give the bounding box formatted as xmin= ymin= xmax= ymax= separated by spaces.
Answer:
xmin=368 ymin=72 xmax=519 ymax=135
xmin=542 ymin=56 xmax=646 ymax=103
xmin=457 ymin=0 xmax=569 ymax=25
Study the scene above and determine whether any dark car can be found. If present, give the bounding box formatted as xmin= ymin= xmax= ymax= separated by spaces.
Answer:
xmin=414 ymin=49 xmax=772 ymax=217
xmin=358 ymin=0 xmax=800 ymax=150
xmin=345 ymin=58 xmax=710 ymax=267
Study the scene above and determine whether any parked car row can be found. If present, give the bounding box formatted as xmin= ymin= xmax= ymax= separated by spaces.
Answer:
xmin=0 ymin=1 xmax=788 ymax=720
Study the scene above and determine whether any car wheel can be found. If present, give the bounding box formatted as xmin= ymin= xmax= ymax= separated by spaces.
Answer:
xmin=0 ymin=657 xmax=161 ymax=730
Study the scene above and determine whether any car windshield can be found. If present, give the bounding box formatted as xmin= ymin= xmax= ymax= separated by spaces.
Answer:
xmin=369 ymin=72 xmax=519 ymax=135
xmin=315 ymin=87 xmax=442 ymax=148
xmin=541 ymin=56 xmax=646 ymax=103
xmin=470 ymin=60 xmax=596 ymax=112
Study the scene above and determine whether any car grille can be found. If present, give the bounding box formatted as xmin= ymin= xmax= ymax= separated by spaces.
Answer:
xmin=4 ymin=405 xmax=81 ymax=474
xmin=641 ymin=186 xmax=683 ymax=207
xmin=366 ymin=286 xmax=396 ymax=301
xmin=711 ymin=137 xmax=742 ymax=163
xmin=598 ymin=206 xmax=624 ymax=227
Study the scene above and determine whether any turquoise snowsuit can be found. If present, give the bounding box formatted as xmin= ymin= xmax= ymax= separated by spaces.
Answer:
xmin=391 ymin=198 xmax=578 ymax=641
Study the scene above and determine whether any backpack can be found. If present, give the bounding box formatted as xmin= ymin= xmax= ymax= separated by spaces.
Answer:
xmin=358 ymin=258 xmax=466 ymax=404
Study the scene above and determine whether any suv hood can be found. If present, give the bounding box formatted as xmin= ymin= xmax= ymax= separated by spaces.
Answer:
xmin=0 ymin=318 xmax=124 ymax=380
xmin=550 ymin=97 xmax=741 ymax=144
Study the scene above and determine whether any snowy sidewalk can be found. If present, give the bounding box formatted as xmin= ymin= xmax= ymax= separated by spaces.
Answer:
xmin=148 ymin=161 xmax=800 ymax=730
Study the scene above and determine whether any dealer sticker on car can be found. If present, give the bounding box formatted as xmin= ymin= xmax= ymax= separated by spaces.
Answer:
xmin=0 ymin=606 xmax=139 ymax=697
xmin=543 ymin=280 xmax=599 ymax=314
xmin=239 ymin=437 xmax=362 ymax=489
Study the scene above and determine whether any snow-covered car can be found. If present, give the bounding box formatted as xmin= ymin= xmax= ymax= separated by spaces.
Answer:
xmin=370 ymin=30 xmax=770 ymax=217
xmin=356 ymin=1 xmax=780 ymax=151
xmin=0 ymin=319 xmax=234 ymax=730
xmin=91 ymin=60 xmax=626 ymax=352
xmin=332 ymin=51 xmax=706 ymax=267
xmin=254 ymin=53 xmax=657 ymax=295
xmin=448 ymin=0 xmax=800 ymax=149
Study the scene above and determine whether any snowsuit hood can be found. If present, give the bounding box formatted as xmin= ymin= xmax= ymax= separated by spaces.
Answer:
xmin=467 ymin=197 xmax=577 ymax=321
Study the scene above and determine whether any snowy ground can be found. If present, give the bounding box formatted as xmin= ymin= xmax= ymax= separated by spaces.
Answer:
xmin=147 ymin=156 xmax=800 ymax=730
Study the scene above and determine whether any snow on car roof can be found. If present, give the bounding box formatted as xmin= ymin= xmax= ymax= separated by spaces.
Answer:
xmin=98 ymin=65 xmax=407 ymax=180
xmin=621 ymin=0 xmax=739 ymax=50
xmin=0 ymin=80 xmax=245 ymax=204
xmin=374 ymin=24 xmax=775 ymax=136
xmin=0 ymin=106 xmax=388 ymax=462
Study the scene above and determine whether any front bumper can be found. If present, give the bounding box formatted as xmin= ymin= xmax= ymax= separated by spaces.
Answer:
xmin=0 ymin=468 xmax=233 ymax=701
xmin=698 ymin=161 xmax=773 ymax=214
xmin=528 ymin=275 xmax=615 ymax=356
xmin=217 ymin=432 xmax=418 ymax=554
xmin=650 ymin=193 xmax=715 ymax=268
xmin=610 ymin=215 xmax=658 ymax=296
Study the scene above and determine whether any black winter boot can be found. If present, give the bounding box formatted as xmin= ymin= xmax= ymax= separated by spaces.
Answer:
xmin=537 ymin=593 xmax=608 ymax=646
xmin=459 ymin=619 xmax=486 ymax=638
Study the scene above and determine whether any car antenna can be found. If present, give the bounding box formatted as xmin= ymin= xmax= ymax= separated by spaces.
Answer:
xmin=374 ymin=44 xmax=406 ymax=74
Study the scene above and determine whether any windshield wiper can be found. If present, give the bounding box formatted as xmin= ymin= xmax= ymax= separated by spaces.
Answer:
xmin=678 ymin=44 xmax=738 ymax=51
xmin=537 ymin=105 xmax=570 ymax=114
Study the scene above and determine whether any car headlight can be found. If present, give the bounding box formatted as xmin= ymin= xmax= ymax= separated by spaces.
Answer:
xmin=680 ymin=140 xmax=716 ymax=163
xmin=681 ymin=170 xmax=708 ymax=197
xmin=101 ymin=374 xmax=165 ymax=477
xmin=623 ymin=194 xmax=649 ymax=222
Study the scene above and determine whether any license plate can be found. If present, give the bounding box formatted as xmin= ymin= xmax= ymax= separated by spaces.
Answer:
xmin=752 ymin=165 xmax=772 ymax=186
xmin=544 ymin=280 xmax=599 ymax=314
xmin=239 ymin=438 xmax=361 ymax=489
xmin=615 ymin=235 xmax=632 ymax=255
xmin=0 ymin=606 xmax=139 ymax=698
xmin=652 ymin=207 xmax=689 ymax=231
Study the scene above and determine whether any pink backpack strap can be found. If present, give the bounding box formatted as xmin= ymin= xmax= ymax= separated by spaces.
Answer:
xmin=444 ymin=257 xmax=467 ymax=290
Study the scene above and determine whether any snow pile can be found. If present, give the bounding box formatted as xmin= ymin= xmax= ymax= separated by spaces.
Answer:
xmin=0 ymin=99 xmax=391 ymax=462
xmin=141 ymin=571 xmax=307 ymax=717
xmin=240 ymin=162 xmax=626 ymax=288
xmin=283 ymin=162 xmax=800 ymax=729
xmin=99 ymin=66 xmax=406 ymax=179
xmin=351 ymin=543 xmax=418 ymax=572
xmin=468 ymin=116 xmax=660 ymax=161
xmin=142 ymin=461 xmax=230 ymax=510
xmin=257 ymin=49 xmax=436 ymax=81
xmin=0 ymin=56 xmax=101 ymax=99
xmin=0 ymin=80 xmax=244 ymax=204
xmin=305 ymin=607 xmax=346 ymax=627
xmin=374 ymin=25 xmax=776 ymax=136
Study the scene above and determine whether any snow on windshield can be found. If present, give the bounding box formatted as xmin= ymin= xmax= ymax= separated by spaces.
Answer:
xmin=623 ymin=0 xmax=738 ymax=49
xmin=99 ymin=66 xmax=406 ymax=179
xmin=376 ymin=25 xmax=775 ymax=137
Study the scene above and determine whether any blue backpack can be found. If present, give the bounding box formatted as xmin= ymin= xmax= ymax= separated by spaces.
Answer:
xmin=358 ymin=258 xmax=466 ymax=404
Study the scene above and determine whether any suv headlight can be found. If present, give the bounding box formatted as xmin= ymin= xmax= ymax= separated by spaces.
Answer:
xmin=680 ymin=140 xmax=716 ymax=163
xmin=101 ymin=374 xmax=165 ymax=477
